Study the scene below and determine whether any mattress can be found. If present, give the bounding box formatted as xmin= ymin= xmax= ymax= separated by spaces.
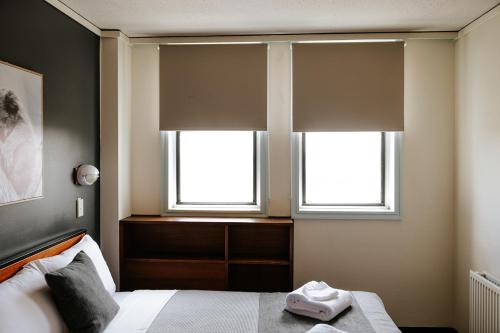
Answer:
xmin=107 ymin=290 xmax=400 ymax=333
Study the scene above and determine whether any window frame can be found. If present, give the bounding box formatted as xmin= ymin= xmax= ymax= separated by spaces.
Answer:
xmin=161 ymin=131 xmax=268 ymax=215
xmin=292 ymin=131 xmax=402 ymax=220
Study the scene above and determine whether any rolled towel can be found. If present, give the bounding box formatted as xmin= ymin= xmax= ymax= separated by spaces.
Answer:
xmin=286 ymin=283 xmax=353 ymax=321
xmin=306 ymin=324 xmax=348 ymax=333
xmin=303 ymin=281 xmax=339 ymax=301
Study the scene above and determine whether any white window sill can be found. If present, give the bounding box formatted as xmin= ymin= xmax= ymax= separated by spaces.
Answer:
xmin=162 ymin=204 xmax=265 ymax=216
xmin=293 ymin=205 xmax=400 ymax=220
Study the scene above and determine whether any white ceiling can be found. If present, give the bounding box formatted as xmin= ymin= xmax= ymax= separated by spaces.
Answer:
xmin=58 ymin=0 xmax=500 ymax=37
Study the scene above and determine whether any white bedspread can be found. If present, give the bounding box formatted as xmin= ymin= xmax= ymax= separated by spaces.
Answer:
xmin=352 ymin=291 xmax=401 ymax=333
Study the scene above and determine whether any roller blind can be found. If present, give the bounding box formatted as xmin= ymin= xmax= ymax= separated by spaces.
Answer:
xmin=159 ymin=44 xmax=267 ymax=131
xmin=293 ymin=42 xmax=404 ymax=132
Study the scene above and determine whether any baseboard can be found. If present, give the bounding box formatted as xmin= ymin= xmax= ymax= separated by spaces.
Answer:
xmin=399 ymin=328 xmax=458 ymax=333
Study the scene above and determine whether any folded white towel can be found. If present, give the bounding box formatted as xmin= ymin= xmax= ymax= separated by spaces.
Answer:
xmin=286 ymin=282 xmax=353 ymax=321
xmin=303 ymin=281 xmax=339 ymax=301
xmin=306 ymin=324 xmax=348 ymax=333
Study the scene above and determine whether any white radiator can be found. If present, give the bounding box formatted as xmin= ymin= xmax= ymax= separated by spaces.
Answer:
xmin=470 ymin=271 xmax=500 ymax=333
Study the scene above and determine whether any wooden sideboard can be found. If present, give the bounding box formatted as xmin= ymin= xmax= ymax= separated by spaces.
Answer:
xmin=120 ymin=216 xmax=293 ymax=292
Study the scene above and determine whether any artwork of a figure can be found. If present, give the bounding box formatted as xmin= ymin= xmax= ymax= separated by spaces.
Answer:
xmin=0 ymin=61 xmax=43 ymax=206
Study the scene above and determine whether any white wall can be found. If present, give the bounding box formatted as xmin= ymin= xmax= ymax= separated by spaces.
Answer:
xmin=119 ymin=35 xmax=132 ymax=220
xmin=455 ymin=8 xmax=500 ymax=333
xmin=100 ymin=33 xmax=131 ymax=284
xmin=267 ymin=42 xmax=292 ymax=216
xmin=129 ymin=38 xmax=456 ymax=326
xmin=130 ymin=44 xmax=161 ymax=214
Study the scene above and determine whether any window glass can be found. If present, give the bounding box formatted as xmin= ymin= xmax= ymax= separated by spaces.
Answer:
xmin=303 ymin=132 xmax=383 ymax=205
xmin=178 ymin=131 xmax=255 ymax=204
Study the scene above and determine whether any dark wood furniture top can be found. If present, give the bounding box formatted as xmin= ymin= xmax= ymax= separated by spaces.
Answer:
xmin=121 ymin=215 xmax=293 ymax=224
xmin=0 ymin=230 xmax=86 ymax=283
xmin=120 ymin=216 xmax=293 ymax=292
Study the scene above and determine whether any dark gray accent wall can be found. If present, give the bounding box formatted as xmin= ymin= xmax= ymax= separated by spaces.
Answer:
xmin=0 ymin=0 xmax=100 ymax=260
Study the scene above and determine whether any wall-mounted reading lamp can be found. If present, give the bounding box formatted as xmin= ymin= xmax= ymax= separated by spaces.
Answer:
xmin=73 ymin=164 xmax=100 ymax=186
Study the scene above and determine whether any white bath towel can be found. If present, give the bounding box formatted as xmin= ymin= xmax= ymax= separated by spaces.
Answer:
xmin=286 ymin=282 xmax=353 ymax=321
xmin=302 ymin=281 xmax=339 ymax=301
xmin=305 ymin=324 xmax=348 ymax=333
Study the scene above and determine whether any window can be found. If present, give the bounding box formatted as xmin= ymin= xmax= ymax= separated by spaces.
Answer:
xmin=162 ymin=131 xmax=266 ymax=213
xmin=293 ymin=132 xmax=400 ymax=219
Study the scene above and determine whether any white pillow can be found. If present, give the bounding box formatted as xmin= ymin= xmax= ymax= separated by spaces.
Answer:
xmin=26 ymin=235 xmax=116 ymax=294
xmin=0 ymin=266 xmax=67 ymax=333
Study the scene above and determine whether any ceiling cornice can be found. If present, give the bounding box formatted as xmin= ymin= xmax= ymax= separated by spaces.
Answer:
xmin=458 ymin=3 xmax=500 ymax=39
xmin=129 ymin=32 xmax=457 ymax=45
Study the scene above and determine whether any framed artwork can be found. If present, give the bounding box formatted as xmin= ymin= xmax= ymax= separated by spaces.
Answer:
xmin=0 ymin=60 xmax=43 ymax=206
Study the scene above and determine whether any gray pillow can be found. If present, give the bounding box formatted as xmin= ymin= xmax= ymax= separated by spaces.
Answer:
xmin=45 ymin=251 xmax=119 ymax=333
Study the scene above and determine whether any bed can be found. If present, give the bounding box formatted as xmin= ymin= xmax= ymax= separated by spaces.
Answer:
xmin=0 ymin=230 xmax=401 ymax=333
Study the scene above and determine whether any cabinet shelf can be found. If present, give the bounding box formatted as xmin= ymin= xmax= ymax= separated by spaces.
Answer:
xmin=125 ymin=252 xmax=225 ymax=261
xmin=125 ymin=258 xmax=226 ymax=265
xmin=228 ymin=259 xmax=290 ymax=265
xmin=120 ymin=216 xmax=293 ymax=292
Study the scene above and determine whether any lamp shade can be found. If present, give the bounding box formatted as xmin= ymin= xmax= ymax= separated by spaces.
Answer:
xmin=75 ymin=164 xmax=100 ymax=186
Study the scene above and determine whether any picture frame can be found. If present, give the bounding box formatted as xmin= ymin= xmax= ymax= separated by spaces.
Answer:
xmin=0 ymin=60 xmax=43 ymax=206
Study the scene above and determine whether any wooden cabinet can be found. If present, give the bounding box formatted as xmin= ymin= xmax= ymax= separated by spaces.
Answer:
xmin=120 ymin=216 xmax=293 ymax=292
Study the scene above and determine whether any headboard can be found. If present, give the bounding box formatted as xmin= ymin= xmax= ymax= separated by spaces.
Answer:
xmin=0 ymin=229 xmax=86 ymax=283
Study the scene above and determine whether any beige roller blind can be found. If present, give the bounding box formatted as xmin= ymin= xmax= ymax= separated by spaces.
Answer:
xmin=160 ymin=44 xmax=267 ymax=131
xmin=293 ymin=42 xmax=404 ymax=132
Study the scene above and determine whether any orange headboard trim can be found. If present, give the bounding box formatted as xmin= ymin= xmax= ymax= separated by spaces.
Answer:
xmin=0 ymin=231 xmax=86 ymax=283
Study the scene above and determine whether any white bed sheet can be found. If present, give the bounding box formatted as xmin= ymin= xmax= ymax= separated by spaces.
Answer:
xmin=105 ymin=290 xmax=177 ymax=333
xmin=112 ymin=291 xmax=132 ymax=305
xmin=107 ymin=290 xmax=400 ymax=333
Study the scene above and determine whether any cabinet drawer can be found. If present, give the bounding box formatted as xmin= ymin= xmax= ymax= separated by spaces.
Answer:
xmin=121 ymin=259 xmax=225 ymax=291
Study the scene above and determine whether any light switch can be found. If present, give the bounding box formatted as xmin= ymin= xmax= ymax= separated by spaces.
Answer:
xmin=77 ymin=197 xmax=84 ymax=218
